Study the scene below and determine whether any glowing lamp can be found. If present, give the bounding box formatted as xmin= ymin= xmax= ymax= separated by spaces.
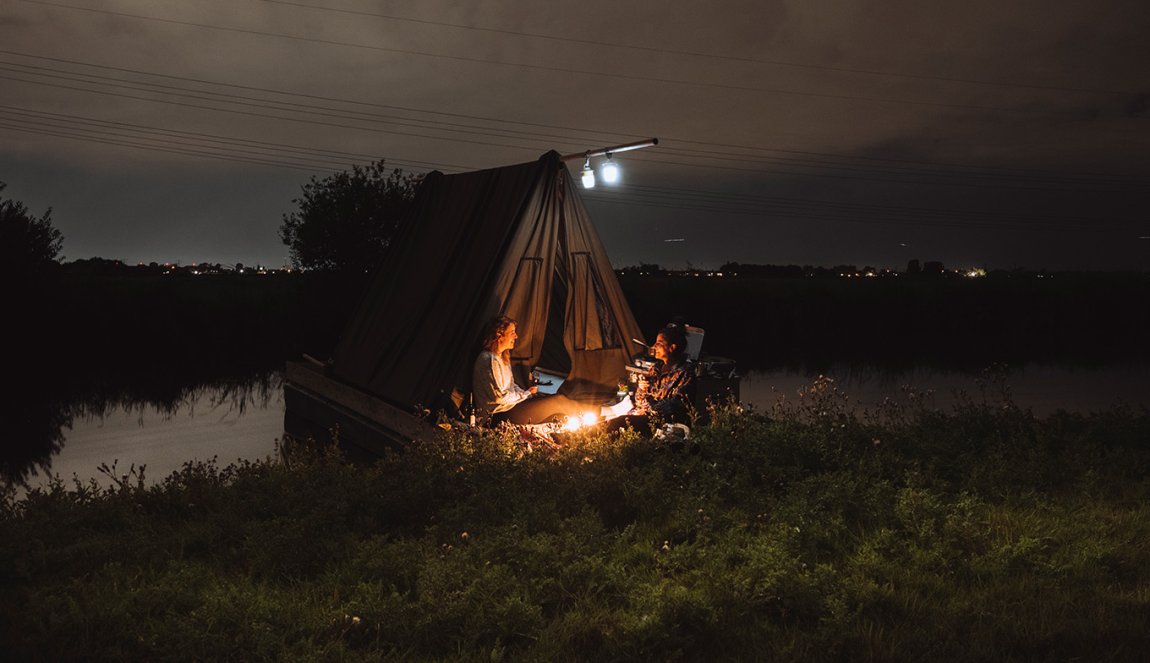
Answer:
xmin=581 ymin=158 xmax=596 ymax=189
xmin=600 ymin=156 xmax=619 ymax=184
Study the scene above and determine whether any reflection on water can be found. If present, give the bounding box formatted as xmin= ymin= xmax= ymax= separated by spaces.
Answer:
xmin=5 ymin=374 xmax=284 ymax=494
xmin=5 ymin=363 xmax=1148 ymax=497
xmin=741 ymin=363 xmax=1150 ymax=417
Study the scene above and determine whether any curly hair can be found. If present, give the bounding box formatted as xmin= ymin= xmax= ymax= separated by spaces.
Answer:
xmin=480 ymin=315 xmax=517 ymax=362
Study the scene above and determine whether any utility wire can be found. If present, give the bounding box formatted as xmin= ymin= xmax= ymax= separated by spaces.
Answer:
xmin=3 ymin=49 xmax=1142 ymax=182
xmin=7 ymin=104 xmax=1140 ymax=229
xmin=0 ymin=61 xmax=603 ymax=147
xmin=11 ymin=0 xmax=1093 ymax=117
xmin=252 ymin=0 xmax=1139 ymax=97
xmin=597 ymin=185 xmax=1135 ymax=227
xmin=0 ymin=105 xmax=467 ymax=169
xmin=581 ymin=193 xmax=1134 ymax=233
xmin=0 ymin=74 xmax=555 ymax=155
xmin=0 ymin=122 xmax=331 ymax=172
xmin=0 ymin=105 xmax=470 ymax=171
xmin=3 ymin=114 xmax=1138 ymax=232
xmin=6 ymin=103 xmax=1137 ymax=230
xmin=614 ymin=183 xmax=1123 ymax=225
xmin=6 ymin=70 xmax=1143 ymax=193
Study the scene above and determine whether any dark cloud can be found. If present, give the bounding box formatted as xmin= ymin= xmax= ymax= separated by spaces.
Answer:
xmin=1 ymin=0 xmax=1147 ymax=269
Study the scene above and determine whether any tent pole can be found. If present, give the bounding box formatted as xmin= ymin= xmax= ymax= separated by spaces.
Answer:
xmin=560 ymin=138 xmax=658 ymax=162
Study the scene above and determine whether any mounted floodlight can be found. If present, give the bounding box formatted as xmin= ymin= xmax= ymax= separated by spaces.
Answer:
xmin=600 ymin=153 xmax=620 ymax=184
xmin=581 ymin=157 xmax=596 ymax=189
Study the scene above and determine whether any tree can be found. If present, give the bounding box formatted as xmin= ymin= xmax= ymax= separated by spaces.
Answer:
xmin=280 ymin=161 xmax=417 ymax=274
xmin=0 ymin=182 xmax=63 ymax=272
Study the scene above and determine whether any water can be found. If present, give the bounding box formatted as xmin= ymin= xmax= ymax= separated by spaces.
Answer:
xmin=9 ymin=363 xmax=1148 ymax=496
xmin=14 ymin=383 xmax=285 ymax=496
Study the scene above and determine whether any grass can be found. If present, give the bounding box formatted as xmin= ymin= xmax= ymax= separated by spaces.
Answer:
xmin=2 ymin=385 xmax=1148 ymax=661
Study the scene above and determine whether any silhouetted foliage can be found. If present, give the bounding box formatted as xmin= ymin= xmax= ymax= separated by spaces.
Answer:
xmin=0 ymin=182 xmax=63 ymax=273
xmin=280 ymin=161 xmax=417 ymax=274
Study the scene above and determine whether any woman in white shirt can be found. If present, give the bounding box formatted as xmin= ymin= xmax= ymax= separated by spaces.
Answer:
xmin=472 ymin=316 xmax=583 ymax=425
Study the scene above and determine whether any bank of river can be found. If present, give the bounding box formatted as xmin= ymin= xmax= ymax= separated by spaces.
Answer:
xmin=17 ymin=362 xmax=1149 ymax=494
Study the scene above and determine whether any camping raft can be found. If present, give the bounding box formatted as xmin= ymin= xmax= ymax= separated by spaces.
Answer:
xmin=284 ymin=150 xmax=658 ymax=455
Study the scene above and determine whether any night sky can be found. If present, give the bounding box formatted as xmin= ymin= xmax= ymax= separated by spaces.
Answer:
xmin=2 ymin=0 xmax=1148 ymax=270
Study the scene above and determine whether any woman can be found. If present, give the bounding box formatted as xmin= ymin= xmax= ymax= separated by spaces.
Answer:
xmin=606 ymin=322 xmax=697 ymax=434
xmin=632 ymin=323 xmax=696 ymax=422
xmin=472 ymin=315 xmax=585 ymax=425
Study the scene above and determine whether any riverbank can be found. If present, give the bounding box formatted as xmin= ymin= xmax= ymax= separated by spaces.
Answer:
xmin=3 ymin=396 xmax=1147 ymax=660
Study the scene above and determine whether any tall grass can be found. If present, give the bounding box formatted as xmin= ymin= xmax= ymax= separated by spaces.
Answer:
xmin=3 ymin=386 xmax=1147 ymax=661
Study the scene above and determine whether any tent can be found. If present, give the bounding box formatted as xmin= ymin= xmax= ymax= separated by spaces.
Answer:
xmin=325 ymin=150 xmax=645 ymax=417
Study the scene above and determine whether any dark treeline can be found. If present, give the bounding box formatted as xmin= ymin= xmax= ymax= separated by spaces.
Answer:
xmin=19 ymin=265 xmax=1150 ymax=388
xmin=618 ymin=271 xmax=1150 ymax=371
xmin=6 ymin=264 xmax=365 ymax=484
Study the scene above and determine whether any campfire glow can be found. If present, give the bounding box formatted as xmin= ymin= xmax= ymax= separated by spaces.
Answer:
xmin=562 ymin=412 xmax=601 ymax=431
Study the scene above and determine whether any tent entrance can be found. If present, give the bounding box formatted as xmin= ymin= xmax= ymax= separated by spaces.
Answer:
xmin=535 ymin=262 xmax=572 ymax=376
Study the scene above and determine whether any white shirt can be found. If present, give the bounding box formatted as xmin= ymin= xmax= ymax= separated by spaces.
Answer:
xmin=472 ymin=350 xmax=532 ymax=415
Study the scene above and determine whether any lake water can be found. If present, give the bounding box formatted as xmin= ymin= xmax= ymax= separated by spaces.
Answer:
xmin=14 ymin=362 xmax=1149 ymax=495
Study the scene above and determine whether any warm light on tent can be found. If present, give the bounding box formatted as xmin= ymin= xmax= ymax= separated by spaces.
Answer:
xmin=600 ymin=156 xmax=619 ymax=184
xmin=581 ymin=158 xmax=596 ymax=189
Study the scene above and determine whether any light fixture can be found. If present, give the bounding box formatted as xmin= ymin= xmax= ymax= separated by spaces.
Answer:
xmin=600 ymin=153 xmax=619 ymax=184
xmin=563 ymin=139 xmax=657 ymax=190
xmin=581 ymin=156 xmax=596 ymax=189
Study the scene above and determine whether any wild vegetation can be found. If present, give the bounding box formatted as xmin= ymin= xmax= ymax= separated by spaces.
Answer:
xmin=3 ymin=384 xmax=1147 ymax=661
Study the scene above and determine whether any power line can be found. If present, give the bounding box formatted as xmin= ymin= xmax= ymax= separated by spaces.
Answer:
xmin=253 ymin=0 xmax=1139 ymax=97
xmin=8 ymin=67 xmax=1144 ymax=193
xmin=0 ymin=107 xmax=468 ymax=172
xmin=621 ymin=151 xmax=1141 ymax=193
xmin=0 ymin=122 xmax=330 ymax=172
xmin=7 ymin=66 xmax=1142 ymax=194
xmin=8 ymin=102 xmax=1136 ymax=230
xmin=16 ymin=113 xmax=1110 ymax=240
xmin=581 ymin=191 xmax=1136 ymax=233
xmin=4 ymin=112 xmax=1138 ymax=233
xmin=4 ymin=49 xmax=1141 ymax=182
xmin=0 ymin=49 xmax=639 ymax=144
xmin=0 ymin=61 xmax=601 ymax=147
xmin=615 ymin=182 xmax=1121 ymax=225
xmin=597 ymin=185 xmax=1133 ymax=228
xmin=11 ymin=0 xmax=1090 ymax=117
xmin=0 ymin=73 xmax=555 ymax=156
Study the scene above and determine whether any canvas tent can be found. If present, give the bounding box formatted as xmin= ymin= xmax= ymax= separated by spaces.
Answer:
xmin=326 ymin=150 xmax=645 ymax=416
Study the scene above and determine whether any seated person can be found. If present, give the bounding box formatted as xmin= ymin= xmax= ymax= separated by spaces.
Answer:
xmin=606 ymin=322 xmax=697 ymax=433
xmin=473 ymin=315 xmax=585 ymax=425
